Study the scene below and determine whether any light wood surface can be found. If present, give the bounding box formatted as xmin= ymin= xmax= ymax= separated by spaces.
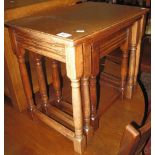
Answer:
xmin=5 ymin=2 xmax=148 ymax=153
xmin=6 ymin=2 xmax=148 ymax=42
xmin=66 ymin=45 xmax=86 ymax=153
xmin=4 ymin=0 xmax=80 ymax=111
xmin=81 ymin=43 xmax=92 ymax=140
xmin=126 ymin=21 xmax=139 ymax=99
xmin=5 ymin=1 xmax=148 ymax=107
xmin=81 ymin=77 xmax=93 ymax=141
xmin=133 ymin=15 xmax=146 ymax=85
xmin=120 ymin=37 xmax=129 ymax=98
xmin=51 ymin=60 xmax=62 ymax=104
xmin=5 ymin=27 xmax=28 ymax=111
xmin=5 ymin=0 xmax=80 ymax=21
xmin=5 ymin=82 xmax=145 ymax=155
xmin=33 ymin=53 xmax=49 ymax=113
xmin=90 ymin=42 xmax=100 ymax=130
xmin=14 ymin=45 xmax=36 ymax=114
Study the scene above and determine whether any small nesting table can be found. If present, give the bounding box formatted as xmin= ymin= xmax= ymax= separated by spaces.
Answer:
xmin=5 ymin=2 xmax=148 ymax=154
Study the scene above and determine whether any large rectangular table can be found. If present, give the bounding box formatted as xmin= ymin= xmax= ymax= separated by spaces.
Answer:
xmin=5 ymin=2 xmax=148 ymax=153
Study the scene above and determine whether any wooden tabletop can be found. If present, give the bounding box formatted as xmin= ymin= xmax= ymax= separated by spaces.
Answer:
xmin=5 ymin=2 xmax=148 ymax=43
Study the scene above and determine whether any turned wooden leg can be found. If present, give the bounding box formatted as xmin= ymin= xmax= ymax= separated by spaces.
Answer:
xmin=33 ymin=54 xmax=48 ymax=113
xmin=66 ymin=45 xmax=86 ymax=153
xmin=126 ymin=44 xmax=136 ymax=99
xmin=126 ymin=21 xmax=139 ymax=99
xmin=81 ymin=77 xmax=93 ymax=141
xmin=16 ymin=48 xmax=35 ymax=117
xmin=90 ymin=43 xmax=100 ymax=131
xmin=133 ymin=42 xmax=141 ymax=86
xmin=71 ymin=79 xmax=86 ymax=154
xmin=90 ymin=76 xmax=99 ymax=130
xmin=134 ymin=16 xmax=145 ymax=86
xmin=121 ymin=51 xmax=129 ymax=99
xmin=51 ymin=60 xmax=62 ymax=104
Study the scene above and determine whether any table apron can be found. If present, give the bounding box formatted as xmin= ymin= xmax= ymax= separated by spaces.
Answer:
xmin=99 ymin=29 xmax=128 ymax=58
xmin=15 ymin=33 xmax=66 ymax=63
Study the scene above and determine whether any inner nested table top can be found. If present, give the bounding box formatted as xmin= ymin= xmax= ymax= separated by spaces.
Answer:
xmin=6 ymin=2 xmax=148 ymax=42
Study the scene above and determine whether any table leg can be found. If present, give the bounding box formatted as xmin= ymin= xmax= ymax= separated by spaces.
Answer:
xmin=120 ymin=41 xmax=129 ymax=99
xmin=134 ymin=16 xmax=145 ymax=86
xmin=16 ymin=47 xmax=35 ymax=117
xmin=126 ymin=21 xmax=139 ymax=99
xmin=33 ymin=54 xmax=48 ymax=113
xmin=51 ymin=60 xmax=62 ymax=104
xmin=126 ymin=45 xmax=136 ymax=99
xmin=66 ymin=45 xmax=86 ymax=154
xmin=90 ymin=76 xmax=99 ymax=130
xmin=81 ymin=43 xmax=93 ymax=140
xmin=71 ymin=79 xmax=86 ymax=153
xmin=81 ymin=77 xmax=93 ymax=141
xmin=90 ymin=43 xmax=100 ymax=130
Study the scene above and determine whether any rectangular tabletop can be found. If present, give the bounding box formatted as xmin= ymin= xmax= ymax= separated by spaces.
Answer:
xmin=5 ymin=2 xmax=148 ymax=44
xmin=5 ymin=4 xmax=149 ymax=151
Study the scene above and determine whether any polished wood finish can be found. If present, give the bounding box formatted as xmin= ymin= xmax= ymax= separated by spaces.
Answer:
xmin=33 ymin=53 xmax=48 ymax=113
xmin=120 ymin=39 xmax=129 ymax=98
xmin=126 ymin=21 xmax=139 ymax=99
xmin=5 ymin=0 xmax=80 ymax=21
xmin=4 ymin=0 xmax=80 ymax=112
xmin=15 ymin=45 xmax=35 ymax=114
xmin=106 ymin=36 xmax=151 ymax=74
xmin=7 ymin=29 xmax=87 ymax=153
xmin=81 ymin=43 xmax=93 ymax=140
xmin=133 ymin=15 xmax=145 ymax=85
xmin=121 ymin=51 xmax=128 ymax=97
xmin=71 ymin=79 xmax=86 ymax=153
xmin=100 ymin=32 xmax=129 ymax=100
xmin=90 ymin=42 xmax=100 ymax=130
xmin=6 ymin=3 xmax=148 ymax=42
xmin=66 ymin=45 xmax=86 ymax=153
xmin=118 ymin=114 xmax=151 ymax=155
xmin=51 ymin=60 xmax=62 ymax=103
xmin=5 ymin=2 xmax=148 ymax=153
xmin=4 ymin=27 xmax=27 ymax=111
xmin=90 ymin=76 xmax=99 ymax=130
xmin=5 ymin=82 xmax=145 ymax=155
xmin=100 ymin=72 xmax=121 ymax=89
xmin=81 ymin=77 xmax=93 ymax=141
xmin=47 ymin=104 xmax=74 ymax=129
xmin=35 ymin=110 xmax=75 ymax=141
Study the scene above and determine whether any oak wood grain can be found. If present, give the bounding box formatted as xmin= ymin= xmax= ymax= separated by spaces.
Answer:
xmin=5 ymin=2 xmax=148 ymax=153
xmin=5 ymin=0 xmax=80 ymax=111
xmin=126 ymin=21 xmax=139 ymax=99
xmin=51 ymin=60 xmax=62 ymax=103
xmin=33 ymin=53 xmax=49 ymax=113
xmin=5 ymin=83 xmax=145 ymax=155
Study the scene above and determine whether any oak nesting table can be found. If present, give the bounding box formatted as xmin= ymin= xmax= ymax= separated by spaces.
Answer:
xmin=5 ymin=2 xmax=148 ymax=154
